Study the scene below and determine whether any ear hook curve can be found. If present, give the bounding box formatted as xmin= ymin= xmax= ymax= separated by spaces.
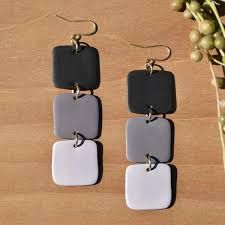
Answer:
xmin=129 ymin=43 xmax=171 ymax=75
xmin=129 ymin=43 xmax=171 ymax=61
xmin=56 ymin=14 xmax=98 ymax=53
xmin=56 ymin=15 xmax=98 ymax=37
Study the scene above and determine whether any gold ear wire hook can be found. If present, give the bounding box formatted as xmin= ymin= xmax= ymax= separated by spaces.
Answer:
xmin=129 ymin=43 xmax=172 ymax=75
xmin=56 ymin=15 xmax=98 ymax=36
xmin=129 ymin=43 xmax=171 ymax=61
xmin=56 ymin=15 xmax=98 ymax=52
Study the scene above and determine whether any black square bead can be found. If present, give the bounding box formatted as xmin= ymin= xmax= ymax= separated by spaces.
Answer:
xmin=52 ymin=45 xmax=100 ymax=90
xmin=128 ymin=70 xmax=176 ymax=114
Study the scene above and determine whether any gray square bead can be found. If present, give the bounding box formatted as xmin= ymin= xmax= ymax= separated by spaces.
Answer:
xmin=126 ymin=117 xmax=171 ymax=163
xmin=53 ymin=94 xmax=99 ymax=139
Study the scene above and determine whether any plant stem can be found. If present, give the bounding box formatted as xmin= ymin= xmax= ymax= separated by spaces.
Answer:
xmin=196 ymin=12 xmax=204 ymax=21
xmin=220 ymin=49 xmax=225 ymax=57
xmin=211 ymin=55 xmax=225 ymax=66
xmin=206 ymin=0 xmax=225 ymax=38
xmin=174 ymin=0 xmax=225 ymax=169
xmin=206 ymin=1 xmax=225 ymax=169
xmin=187 ymin=0 xmax=225 ymax=63
xmin=207 ymin=53 xmax=225 ymax=170
xmin=205 ymin=0 xmax=225 ymax=62
xmin=186 ymin=2 xmax=201 ymax=23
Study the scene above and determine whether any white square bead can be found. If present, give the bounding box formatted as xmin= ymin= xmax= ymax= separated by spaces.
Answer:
xmin=125 ymin=164 xmax=171 ymax=210
xmin=52 ymin=140 xmax=98 ymax=186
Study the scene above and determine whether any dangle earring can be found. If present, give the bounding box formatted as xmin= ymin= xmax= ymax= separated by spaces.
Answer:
xmin=125 ymin=44 xmax=176 ymax=210
xmin=51 ymin=15 xmax=101 ymax=186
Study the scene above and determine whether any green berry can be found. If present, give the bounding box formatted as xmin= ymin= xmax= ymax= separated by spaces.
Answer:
xmin=219 ymin=115 xmax=225 ymax=125
xmin=199 ymin=20 xmax=216 ymax=35
xmin=170 ymin=0 xmax=184 ymax=11
xmin=212 ymin=78 xmax=224 ymax=88
xmin=190 ymin=0 xmax=201 ymax=12
xmin=190 ymin=50 xmax=203 ymax=62
xmin=214 ymin=31 xmax=223 ymax=38
xmin=200 ymin=35 xmax=214 ymax=50
xmin=183 ymin=9 xmax=193 ymax=19
xmin=214 ymin=36 xmax=225 ymax=49
xmin=216 ymin=78 xmax=224 ymax=88
xmin=190 ymin=29 xmax=201 ymax=43
xmin=219 ymin=99 xmax=225 ymax=111
xmin=223 ymin=125 xmax=225 ymax=134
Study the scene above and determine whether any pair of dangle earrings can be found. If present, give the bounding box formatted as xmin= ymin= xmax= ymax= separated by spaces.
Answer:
xmin=51 ymin=15 xmax=177 ymax=211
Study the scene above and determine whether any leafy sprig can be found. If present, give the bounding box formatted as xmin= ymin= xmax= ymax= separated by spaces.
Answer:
xmin=171 ymin=0 xmax=225 ymax=65
xmin=171 ymin=0 xmax=225 ymax=170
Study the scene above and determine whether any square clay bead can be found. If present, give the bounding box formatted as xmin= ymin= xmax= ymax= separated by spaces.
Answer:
xmin=125 ymin=164 xmax=172 ymax=210
xmin=52 ymin=140 xmax=98 ymax=186
xmin=126 ymin=117 xmax=171 ymax=163
xmin=53 ymin=94 xmax=99 ymax=139
xmin=52 ymin=46 xmax=100 ymax=90
xmin=128 ymin=70 xmax=176 ymax=114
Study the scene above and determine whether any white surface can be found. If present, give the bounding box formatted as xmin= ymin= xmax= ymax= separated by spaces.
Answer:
xmin=125 ymin=164 xmax=171 ymax=210
xmin=52 ymin=140 xmax=98 ymax=186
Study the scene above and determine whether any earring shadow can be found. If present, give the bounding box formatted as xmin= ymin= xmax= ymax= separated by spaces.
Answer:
xmin=169 ymin=72 xmax=177 ymax=114
xmin=168 ymin=164 xmax=177 ymax=208
xmin=153 ymin=64 xmax=164 ymax=71
xmin=95 ymin=96 xmax=102 ymax=139
xmin=148 ymin=159 xmax=177 ymax=208
xmin=94 ymin=141 xmax=103 ymax=184
xmin=168 ymin=118 xmax=175 ymax=162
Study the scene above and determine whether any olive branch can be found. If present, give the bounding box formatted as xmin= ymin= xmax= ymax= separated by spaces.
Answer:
xmin=171 ymin=0 xmax=225 ymax=169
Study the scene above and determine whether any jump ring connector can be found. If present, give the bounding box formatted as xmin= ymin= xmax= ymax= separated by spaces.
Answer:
xmin=145 ymin=58 xmax=155 ymax=76
xmin=73 ymin=132 xmax=79 ymax=148
xmin=72 ymin=83 xmax=80 ymax=100
xmin=146 ymin=154 xmax=152 ymax=172
xmin=71 ymin=34 xmax=81 ymax=53
xmin=146 ymin=105 xmax=154 ymax=123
